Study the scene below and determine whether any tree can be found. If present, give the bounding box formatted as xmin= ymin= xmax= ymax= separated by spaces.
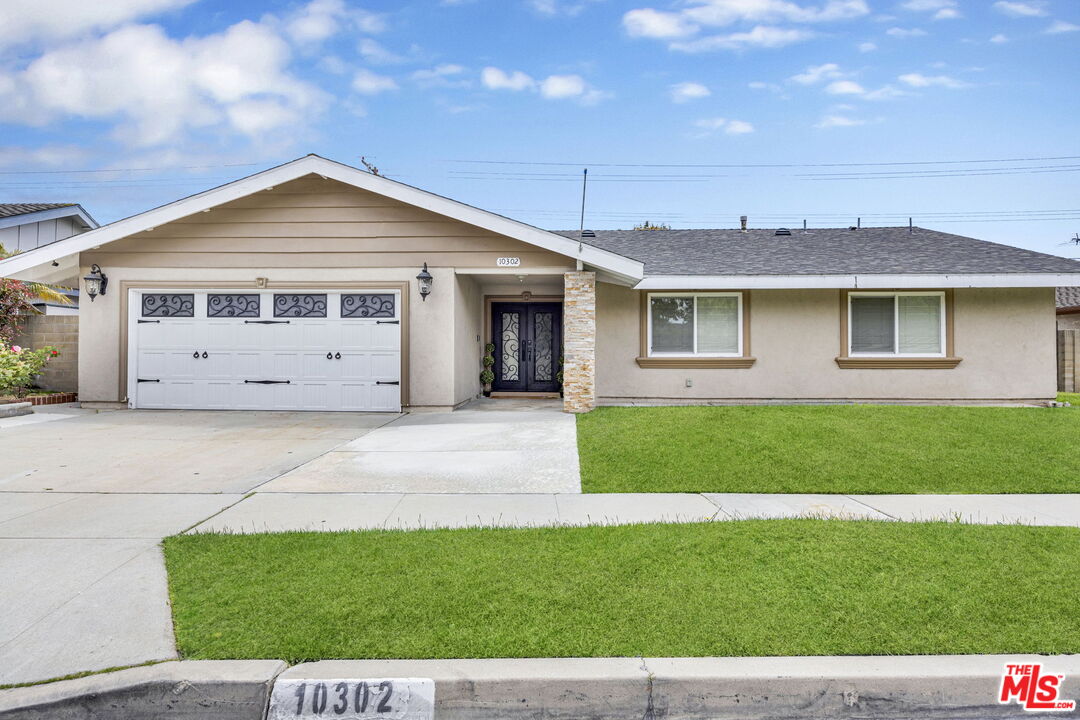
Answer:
xmin=0 ymin=243 xmax=73 ymax=343
xmin=633 ymin=220 xmax=672 ymax=231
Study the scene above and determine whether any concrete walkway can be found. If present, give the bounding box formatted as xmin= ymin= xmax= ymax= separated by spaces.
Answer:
xmin=193 ymin=491 xmax=1080 ymax=533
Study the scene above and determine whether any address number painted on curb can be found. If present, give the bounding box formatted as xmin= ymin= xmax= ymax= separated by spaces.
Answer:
xmin=268 ymin=678 xmax=435 ymax=720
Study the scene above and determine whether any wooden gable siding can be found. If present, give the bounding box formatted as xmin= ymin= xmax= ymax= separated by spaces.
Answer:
xmin=87 ymin=175 xmax=574 ymax=270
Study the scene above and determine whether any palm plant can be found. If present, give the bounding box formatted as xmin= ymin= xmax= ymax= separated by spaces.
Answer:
xmin=0 ymin=244 xmax=73 ymax=306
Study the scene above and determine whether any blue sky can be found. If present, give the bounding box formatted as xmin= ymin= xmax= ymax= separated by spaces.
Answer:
xmin=1 ymin=0 xmax=1078 ymax=256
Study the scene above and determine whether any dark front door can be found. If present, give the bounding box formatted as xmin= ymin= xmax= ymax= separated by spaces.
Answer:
xmin=491 ymin=302 xmax=562 ymax=393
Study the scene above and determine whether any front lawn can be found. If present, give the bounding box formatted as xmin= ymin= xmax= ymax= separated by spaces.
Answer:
xmin=165 ymin=521 xmax=1080 ymax=661
xmin=577 ymin=405 xmax=1080 ymax=494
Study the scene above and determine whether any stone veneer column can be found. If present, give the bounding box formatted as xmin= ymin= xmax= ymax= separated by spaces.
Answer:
xmin=562 ymin=271 xmax=596 ymax=413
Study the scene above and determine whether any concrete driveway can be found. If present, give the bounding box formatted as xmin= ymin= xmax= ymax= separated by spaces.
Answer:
xmin=0 ymin=402 xmax=581 ymax=684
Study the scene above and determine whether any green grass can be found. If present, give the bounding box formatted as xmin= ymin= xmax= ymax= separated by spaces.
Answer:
xmin=1059 ymin=392 xmax=1080 ymax=405
xmin=577 ymin=405 xmax=1080 ymax=494
xmin=165 ymin=521 xmax=1080 ymax=661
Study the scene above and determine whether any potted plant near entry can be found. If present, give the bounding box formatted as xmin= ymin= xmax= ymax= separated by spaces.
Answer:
xmin=480 ymin=343 xmax=495 ymax=397
xmin=555 ymin=355 xmax=565 ymax=398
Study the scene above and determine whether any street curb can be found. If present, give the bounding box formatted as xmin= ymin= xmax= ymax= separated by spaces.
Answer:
xmin=0 ymin=660 xmax=286 ymax=720
xmin=284 ymin=655 xmax=1080 ymax=719
xmin=0 ymin=402 xmax=32 ymax=419
xmin=2 ymin=655 xmax=1078 ymax=719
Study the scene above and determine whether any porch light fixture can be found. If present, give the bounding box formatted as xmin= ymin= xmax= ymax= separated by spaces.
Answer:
xmin=416 ymin=262 xmax=433 ymax=302
xmin=83 ymin=264 xmax=108 ymax=302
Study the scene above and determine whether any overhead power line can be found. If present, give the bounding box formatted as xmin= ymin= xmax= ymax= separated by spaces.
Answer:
xmin=444 ymin=154 xmax=1080 ymax=169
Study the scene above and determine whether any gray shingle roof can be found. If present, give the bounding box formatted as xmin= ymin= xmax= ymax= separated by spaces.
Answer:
xmin=1057 ymin=287 xmax=1080 ymax=309
xmin=554 ymin=227 xmax=1080 ymax=276
xmin=0 ymin=203 xmax=75 ymax=219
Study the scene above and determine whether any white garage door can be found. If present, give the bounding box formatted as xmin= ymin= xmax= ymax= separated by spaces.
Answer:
xmin=128 ymin=290 xmax=401 ymax=412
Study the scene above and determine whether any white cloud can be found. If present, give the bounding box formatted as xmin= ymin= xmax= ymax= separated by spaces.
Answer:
xmin=671 ymin=25 xmax=814 ymax=52
xmin=862 ymin=84 xmax=909 ymax=100
xmin=725 ymin=119 xmax=755 ymax=134
xmin=670 ymin=81 xmax=711 ymax=102
xmin=993 ymin=1 xmax=1048 ymax=17
xmin=411 ymin=64 xmax=468 ymax=88
xmin=790 ymin=62 xmax=843 ymax=84
xmin=0 ymin=144 xmax=92 ymax=169
xmin=693 ymin=116 xmax=755 ymax=135
xmin=1046 ymin=19 xmax=1080 ymax=33
xmin=815 ymin=114 xmax=865 ymax=128
xmin=0 ymin=0 xmax=197 ymax=49
xmin=529 ymin=0 xmax=603 ymax=16
xmin=900 ymin=0 xmax=960 ymax=17
xmin=481 ymin=66 xmax=536 ymax=91
xmin=825 ymin=79 xmax=865 ymax=94
xmin=357 ymin=38 xmax=405 ymax=64
xmin=351 ymin=68 xmax=398 ymax=94
xmin=624 ymin=0 xmax=867 ymax=51
xmin=886 ymin=26 xmax=928 ymax=37
xmin=681 ymin=0 xmax=869 ymax=26
xmin=0 ymin=20 xmax=324 ymax=147
xmin=898 ymin=72 xmax=968 ymax=88
xmin=990 ymin=33 xmax=1009 ymax=42
xmin=540 ymin=74 xmax=586 ymax=98
xmin=284 ymin=0 xmax=385 ymax=44
xmin=623 ymin=8 xmax=699 ymax=37
xmin=858 ymin=40 xmax=877 ymax=51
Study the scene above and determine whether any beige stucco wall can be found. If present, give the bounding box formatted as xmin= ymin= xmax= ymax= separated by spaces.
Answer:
xmin=596 ymin=284 xmax=1057 ymax=402
xmin=77 ymin=174 xmax=572 ymax=408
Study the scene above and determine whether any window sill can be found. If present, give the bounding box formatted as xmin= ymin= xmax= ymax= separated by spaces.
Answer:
xmin=835 ymin=356 xmax=962 ymax=369
xmin=636 ymin=356 xmax=756 ymax=369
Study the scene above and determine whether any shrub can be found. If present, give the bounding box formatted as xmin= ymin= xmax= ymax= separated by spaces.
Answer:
xmin=0 ymin=344 xmax=58 ymax=398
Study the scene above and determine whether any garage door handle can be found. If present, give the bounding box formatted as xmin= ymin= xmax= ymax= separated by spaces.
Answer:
xmin=202 ymin=351 xmax=208 ymax=358
xmin=326 ymin=352 xmax=333 ymax=359
xmin=137 ymin=319 xmax=161 ymax=324
xmin=137 ymin=378 xmax=160 ymax=383
xmin=376 ymin=380 xmax=400 ymax=385
xmin=244 ymin=380 xmax=291 ymax=384
xmin=376 ymin=320 xmax=399 ymax=324
xmin=193 ymin=351 xmax=200 ymax=359
xmin=335 ymin=352 xmax=341 ymax=359
xmin=244 ymin=320 xmax=290 ymax=324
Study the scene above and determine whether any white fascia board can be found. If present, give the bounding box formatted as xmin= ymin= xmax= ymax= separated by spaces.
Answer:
xmin=635 ymin=273 xmax=1080 ymax=290
xmin=0 ymin=205 xmax=98 ymax=231
xmin=0 ymin=155 xmax=643 ymax=280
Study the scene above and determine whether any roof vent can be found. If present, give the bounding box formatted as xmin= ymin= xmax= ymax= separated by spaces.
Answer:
xmin=581 ymin=229 xmax=596 ymax=238
xmin=775 ymin=228 xmax=792 ymax=236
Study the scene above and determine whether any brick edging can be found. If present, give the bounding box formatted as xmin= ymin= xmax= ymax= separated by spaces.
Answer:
xmin=26 ymin=393 xmax=78 ymax=406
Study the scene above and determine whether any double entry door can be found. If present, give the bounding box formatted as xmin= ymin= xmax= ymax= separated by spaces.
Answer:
xmin=491 ymin=302 xmax=562 ymax=393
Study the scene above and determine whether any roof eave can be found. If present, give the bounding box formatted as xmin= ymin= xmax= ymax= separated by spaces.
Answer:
xmin=635 ymin=273 xmax=1080 ymax=290
xmin=0 ymin=155 xmax=643 ymax=281
xmin=0 ymin=204 xmax=98 ymax=232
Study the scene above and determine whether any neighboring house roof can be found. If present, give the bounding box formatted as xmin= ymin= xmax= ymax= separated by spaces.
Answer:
xmin=1057 ymin=287 xmax=1080 ymax=311
xmin=0 ymin=203 xmax=75 ymax=218
xmin=556 ymin=227 xmax=1080 ymax=289
xmin=0 ymin=155 xmax=642 ymax=284
xmin=0 ymin=202 xmax=98 ymax=231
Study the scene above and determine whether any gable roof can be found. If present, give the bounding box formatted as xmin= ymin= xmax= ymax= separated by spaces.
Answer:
xmin=0 ymin=203 xmax=98 ymax=231
xmin=558 ymin=227 xmax=1080 ymax=289
xmin=0 ymin=155 xmax=642 ymax=282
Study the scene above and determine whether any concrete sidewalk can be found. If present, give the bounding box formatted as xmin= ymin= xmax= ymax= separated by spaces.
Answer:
xmin=193 ymin=491 xmax=1080 ymax=533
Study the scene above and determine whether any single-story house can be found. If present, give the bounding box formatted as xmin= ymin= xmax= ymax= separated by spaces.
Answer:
xmin=2 ymin=154 xmax=1079 ymax=413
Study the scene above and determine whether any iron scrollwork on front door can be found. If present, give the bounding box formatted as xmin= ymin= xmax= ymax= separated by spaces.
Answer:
xmin=500 ymin=311 xmax=520 ymax=382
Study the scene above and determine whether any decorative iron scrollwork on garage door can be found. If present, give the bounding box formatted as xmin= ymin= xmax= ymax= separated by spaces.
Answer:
xmin=141 ymin=293 xmax=194 ymax=317
xmin=207 ymin=294 xmax=260 ymax=318
xmin=273 ymin=294 xmax=327 ymax=318
xmin=341 ymin=294 xmax=396 ymax=318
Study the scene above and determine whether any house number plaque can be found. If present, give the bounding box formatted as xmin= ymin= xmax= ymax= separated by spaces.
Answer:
xmin=268 ymin=678 xmax=434 ymax=720
xmin=496 ymin=257 xmax=521 ymax=267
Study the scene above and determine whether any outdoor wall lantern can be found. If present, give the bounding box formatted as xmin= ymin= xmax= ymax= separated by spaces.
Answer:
xmin=83 ymin=264 xmax=108 ymax=302
xmin=416 ymin=262 xmax=433 ymax=302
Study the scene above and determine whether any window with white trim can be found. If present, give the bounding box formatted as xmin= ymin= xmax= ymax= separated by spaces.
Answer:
xmin=648 ymin=292 xmax=743 ymax=357
xmin=848 ymin=292 xmax=945 ymax=357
